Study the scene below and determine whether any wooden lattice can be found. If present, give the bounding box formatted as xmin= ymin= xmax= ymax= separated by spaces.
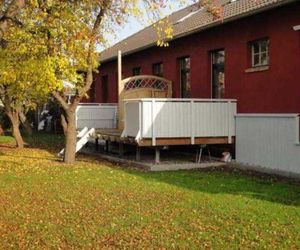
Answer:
xmin=123 ymin=76 xmax=170 ymax=91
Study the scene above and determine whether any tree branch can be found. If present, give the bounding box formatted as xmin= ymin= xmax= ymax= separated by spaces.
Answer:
xmin=52 ymin=91 xmax=69 ymax=111
xmin=72 ymin=3 xmax=110 ymax=109
xmin=0 ymin=0 xmax=25 ymax=41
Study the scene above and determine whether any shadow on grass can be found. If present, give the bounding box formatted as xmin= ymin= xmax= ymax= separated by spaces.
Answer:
xmin=24 ymin=132 xmax=65 ymax=153
xmin=120 ymin=165 xmax=300 ymax=207
xmin=0 ymin=153 xmax=59 ymax=161
xmin=0 ymin=132 xmax=64 ymax=160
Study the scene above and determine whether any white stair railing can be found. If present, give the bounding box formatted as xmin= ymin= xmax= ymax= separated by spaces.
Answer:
xmin=58 ymin=127 xmax=95 ymax=157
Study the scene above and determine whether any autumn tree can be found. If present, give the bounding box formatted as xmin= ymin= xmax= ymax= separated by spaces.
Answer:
xmin=0 ymin=25 xmax=55 ymax=147
xmin=20 ymin=0 xmax=178 ymax=163
xmin=0 ymin=0 xmax=218 ymax=161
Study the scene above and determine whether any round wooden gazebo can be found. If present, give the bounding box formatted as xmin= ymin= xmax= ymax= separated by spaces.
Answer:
xmin=118 ymin=75 xmax=172 ymax=129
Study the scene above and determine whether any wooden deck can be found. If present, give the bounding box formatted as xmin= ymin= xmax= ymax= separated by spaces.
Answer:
xmin=94 ymin=129 xmax=136 ymax=145
xmin=93 ymin=128 xmax=235 ymax=147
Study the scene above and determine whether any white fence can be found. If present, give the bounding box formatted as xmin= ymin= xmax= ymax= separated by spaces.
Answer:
xmin=236 ymin=114 xmax=300 ymax=176
xmin=123 ymin=98 xmax=237 ymax=145
xmin=76 ymin=103 xmax=118 ymax=129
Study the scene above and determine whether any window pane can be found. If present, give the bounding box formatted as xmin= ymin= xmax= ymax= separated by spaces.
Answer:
xmin=153 ymin=63 xmax=163 ymax=77
xmin=260 ymin=40 xmax=268 ymax=52
xmin=253 ymin=54 xmax=260 ymax=66
xmin=252 ymin=42 xmax=260 ymax=54
xmin=186 ymin=58 xmax=190 ymax=69
xmin=261 ymin=52 xmax=268 ymax=65
xmin=213 ymin=50 xmax=225 ymax=64
xmin=179 ymin=57 xmax=191 ymax=98
xmin=181 ymin=57 xmax=190 ymax=70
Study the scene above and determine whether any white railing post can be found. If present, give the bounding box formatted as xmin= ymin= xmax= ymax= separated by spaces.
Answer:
xmin=227 ymin=101 xmax=232 ymax=144
xmin=139 ymin=101 xmax=142 ymax=139
xmin=190 ymin=100 xmax=195 ymax=145
xmin=295 ymin=115 xmax=300 ymax=144
xmin=122 ymin=101 xmax=127 ymax=137
xmin=151 ymin=99 xmax=156 ymax=146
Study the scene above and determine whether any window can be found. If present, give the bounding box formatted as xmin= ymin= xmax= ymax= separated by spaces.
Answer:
xmin=251 ymin=39 xmax=269 ymax=67
xmin=179 ymin=57 xmax=191 ymax=98
xmin=211 ymin=50 xmax=225 ymax=99
xmin=132 ymin=67 xmax=141 ymax=76
xmin=152 ymin=63 xmax=164 ymax=77
xmin=101 ymin=75 xmax=108 ymax=103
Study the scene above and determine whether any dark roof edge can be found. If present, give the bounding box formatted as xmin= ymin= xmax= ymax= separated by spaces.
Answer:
xmin=100 ymin=0 xmax=297 ymax=64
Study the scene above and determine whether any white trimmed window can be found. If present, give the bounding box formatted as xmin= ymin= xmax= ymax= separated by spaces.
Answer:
xmin=251 ymin=39 xmax=269 ymax=67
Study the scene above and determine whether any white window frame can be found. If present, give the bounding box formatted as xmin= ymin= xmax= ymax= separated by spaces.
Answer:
xmin=251 ymin=39 xmax=269 ymax=67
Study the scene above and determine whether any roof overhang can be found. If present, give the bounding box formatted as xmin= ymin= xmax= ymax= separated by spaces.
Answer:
xmin=100 ymin=0 xmax=299 ymax=63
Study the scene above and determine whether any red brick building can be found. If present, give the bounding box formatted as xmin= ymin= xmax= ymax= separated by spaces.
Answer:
xmin=91 ymin=0 xmax=300 ymax=114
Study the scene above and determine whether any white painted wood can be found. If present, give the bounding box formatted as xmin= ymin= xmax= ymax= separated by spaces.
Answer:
xmin=59 ymin=128 xmax=95 ymax=157
xmin=293 ymin=24 xmax=300 ymax=31
xmin=236 ymin=114 xmax=300 ymax=175
xmin=76 ymin=104 xmax=117 ymax=129
xmin=123 ymin=99 xmax=237 ymax=145
xmin=77 ymin=127 xmax=88 ymax=138
xmin=122 ymin=102 xmax=140 ymax=138
xmin=151 ymin=99 xmax=156 ymax=146
xmin=191 ymin=100 xmax=195 ymax=145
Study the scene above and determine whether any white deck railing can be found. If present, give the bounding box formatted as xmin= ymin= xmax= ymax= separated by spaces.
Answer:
xmin=122 ymin=98 xmax=237 ymax=146
xmin=76 ymin=103 xmax=118 ymax=129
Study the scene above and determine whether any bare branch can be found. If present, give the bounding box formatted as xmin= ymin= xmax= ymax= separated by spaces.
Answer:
xmin=52 ymin=91 xmax=69 ymax=111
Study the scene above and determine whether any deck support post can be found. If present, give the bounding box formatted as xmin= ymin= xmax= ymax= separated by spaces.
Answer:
xmin=95 ymin=138 xmax=99 ymax=151
xmin=196 ymin=146 xmax=203 ymax=163
xmin=136 ymin=146 xmax=141 ymax=161
xmin=196 ymin=144 xmax=211 ymax=163
xmin=155 ymin=147 xmax=160 ymax=164
xmin=105 ymin=140 xmax=109 ymax=153
xmin=119 ymin=142 xmax=124 ymax=157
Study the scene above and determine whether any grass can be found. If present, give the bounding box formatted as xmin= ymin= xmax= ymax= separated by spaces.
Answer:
xmin=0 ymin=134 xmax=300 ymax=249
xmin=0 ymin=135 xmax=16 ymax=145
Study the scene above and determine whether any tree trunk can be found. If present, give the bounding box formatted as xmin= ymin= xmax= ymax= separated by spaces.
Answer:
xmin=52 ymin=4 xmax=107 ymax=163
xmin=0 ymin=124 xmax=4 ymax=135
xmin=8 ymin=111 xmax=24 ymax=148
xmin=3 ymin=93 xmax=24 ymax=148
xmin=63 ymin=112 xmax=77 ymax=163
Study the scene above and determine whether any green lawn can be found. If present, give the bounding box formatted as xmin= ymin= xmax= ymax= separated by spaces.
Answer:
xmin=0 ymin=134 xmax=300 ymax=249
xmin=0 ymin=135 xmax=16 ymax=145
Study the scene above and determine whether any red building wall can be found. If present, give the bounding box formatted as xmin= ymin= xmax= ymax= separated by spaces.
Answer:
xmin=94 ymin=2 xmax=300 ymax=113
